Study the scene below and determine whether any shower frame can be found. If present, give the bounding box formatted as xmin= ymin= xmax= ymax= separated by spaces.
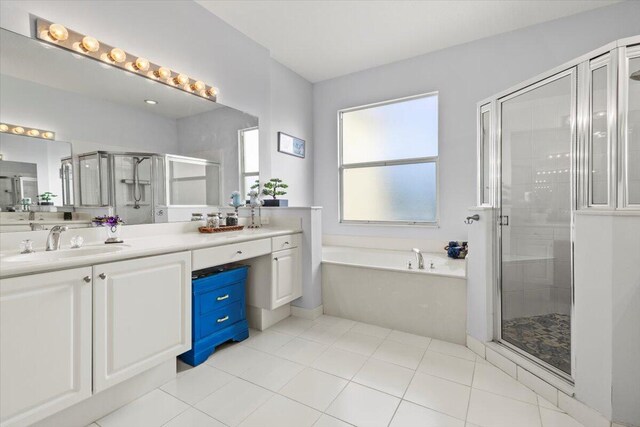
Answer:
xmin=477 ymin=35 xmax=640 ymax=384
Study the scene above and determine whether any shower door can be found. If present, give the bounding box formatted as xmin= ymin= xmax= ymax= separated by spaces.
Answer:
xmin=497 ymin=69 xmax=575 ymax=378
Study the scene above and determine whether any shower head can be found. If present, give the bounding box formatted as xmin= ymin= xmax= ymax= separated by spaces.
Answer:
xmin=631 ymin=70 xmax=640 ymax=82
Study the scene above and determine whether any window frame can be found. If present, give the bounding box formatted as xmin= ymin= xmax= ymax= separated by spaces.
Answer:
xmin=338 ymin=92 xmax=439 ymax=226
xmin=238 ymin=126 xmax=259 ymax=198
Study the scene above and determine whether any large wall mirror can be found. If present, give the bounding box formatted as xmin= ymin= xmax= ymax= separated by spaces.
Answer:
xmin=0 ymin=27 xmax=259 ymax=232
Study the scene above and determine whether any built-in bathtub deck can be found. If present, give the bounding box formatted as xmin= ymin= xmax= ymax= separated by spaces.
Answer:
xmin=321 ymin=246 xmax=467 ymax=344
xmin=322 ymin=246 xmax=466 ymax=278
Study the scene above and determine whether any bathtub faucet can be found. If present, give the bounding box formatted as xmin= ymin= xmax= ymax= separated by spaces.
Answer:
xmin=412 ymin=248 xmax=425 ymax=270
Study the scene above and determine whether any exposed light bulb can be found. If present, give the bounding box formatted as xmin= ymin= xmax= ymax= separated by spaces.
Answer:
xmin=81 ymin=36 xmax=100 ymax=53
xmin=155 ymin=67 xmax=171 ymax=80
xmin=134 ymin=57 xmax=149 ymax=72
xmin=191 ymin=81 xmax=205 ymax=92
xmin=0 ymin=124 xmax=8 ymax=132
xmin=42 ymin=131 xmax=54 ymax=139
xmin=206 ymin=87 xmax=218 ymax=97
xmin=27 ymin=129 xmax=40 ymax=137
xmin=174 ymin=74 xmax=189 ymax=86
xmin=109 ymin=48 xmax=126 ymax=63
xmin=48 ymin=23 xmax=69 ymax=41
xmin=12 ymin=126 xmax=25 ymax=134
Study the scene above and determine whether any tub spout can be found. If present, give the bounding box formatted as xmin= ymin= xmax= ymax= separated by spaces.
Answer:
xmin=412 ymin=248 xmax=425 ymax=270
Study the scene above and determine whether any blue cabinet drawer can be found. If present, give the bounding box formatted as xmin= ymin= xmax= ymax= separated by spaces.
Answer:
xmin=198 ymin=283 xmax=243 ymax=315
xmin=181 ymin=265 xmax=250 ymax=366
xmin=197 ymin=301 xmax=245 ymax=339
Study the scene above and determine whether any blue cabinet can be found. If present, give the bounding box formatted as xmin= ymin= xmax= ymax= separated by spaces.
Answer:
xmin=179 ymin=265 xmax=249 ymax=366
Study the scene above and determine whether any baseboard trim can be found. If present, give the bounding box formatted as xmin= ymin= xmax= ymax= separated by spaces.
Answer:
xmin=467 ymin=334 xmax=613 ymax=427
xmin=291 ymin=304 xmax=323 ymax=320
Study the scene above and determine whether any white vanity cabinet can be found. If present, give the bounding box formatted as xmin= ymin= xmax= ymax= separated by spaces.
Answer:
xmin=246 ymin=234 xmax=302 ymax=311
xmin=92 ymin=251 xmax=191 ymax=392
xmin=0 ymin=267 xmax=92 ymax=427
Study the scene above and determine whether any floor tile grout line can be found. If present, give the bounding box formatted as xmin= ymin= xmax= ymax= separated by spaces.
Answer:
xmin=98 ymin=316 xmax=571 ymax=427
xmin=463 ymin=357 xmax=478 ymax=423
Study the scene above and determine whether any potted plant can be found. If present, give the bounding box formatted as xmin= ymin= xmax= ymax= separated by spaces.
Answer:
xmin=38 ymin=192 xmax=57 ymax=206
xmin=93 ymin=215 xmax=125 ymax=244
xmin=261 ymin=178 xmax=289 ymax=207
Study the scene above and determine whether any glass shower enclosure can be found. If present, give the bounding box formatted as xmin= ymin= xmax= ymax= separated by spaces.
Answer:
xmin=478 ymin=38 xmax=640 ymax=380
xmin=77 ymin=151 xmax=165 ymax=225
xmin=498 ymin=70 xmax=575 ymax=376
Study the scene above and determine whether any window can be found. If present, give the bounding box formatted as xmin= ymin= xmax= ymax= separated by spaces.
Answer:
xmin=239 ymin=127 xmax=259 ymax=197
xmin=478 ymin=104 xmax=492 ymax=206
xmin=339 ymin=93 xmax=438 ymax=224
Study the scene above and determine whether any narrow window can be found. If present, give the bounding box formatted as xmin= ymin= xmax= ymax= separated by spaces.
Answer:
xmin=239 ymin=127 xmax=259 ymax=197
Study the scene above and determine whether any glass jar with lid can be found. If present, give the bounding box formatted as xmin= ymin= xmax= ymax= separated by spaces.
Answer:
xmin=226 ymin=212 xmax=238 ymax=226
xmin=207 ymin=213 xmax=220 ymax=228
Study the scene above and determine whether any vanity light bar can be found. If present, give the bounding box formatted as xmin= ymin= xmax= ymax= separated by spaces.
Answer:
xmin=0 ymin=122 xmax=55 ymax=140
xmin=35 ymin=18 xmax=219 ymax=102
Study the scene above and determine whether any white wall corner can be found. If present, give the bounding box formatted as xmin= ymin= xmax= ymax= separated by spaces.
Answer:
xmin=466 ymin=334 xmax=486 ymax=358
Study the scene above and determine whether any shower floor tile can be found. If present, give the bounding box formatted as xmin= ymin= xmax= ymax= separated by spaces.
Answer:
xmin=502 ymin=313 xmax=571 ymax=374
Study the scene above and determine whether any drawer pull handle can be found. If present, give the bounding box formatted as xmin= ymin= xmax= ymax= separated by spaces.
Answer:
xmin=217 ymin=315 xmax=229 ymax=323
xmin=284 ymin=241 xmax=289 ymax=245
xmin=99 ymin=273 xmax=107 ymax=280
xmin=83 ymin=276 xmax=91 ymax=283
xmin=274 ymin=257 xmax=278 ymax=261
xmin=217 ymin=294 xmax=230 ymax=301
xmin=236 ymin=250 xmax=243 ymax=255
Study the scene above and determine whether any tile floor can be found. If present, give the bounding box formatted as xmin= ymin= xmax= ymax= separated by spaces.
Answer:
xmin=90 ymin=315 xmax=585 ymax=427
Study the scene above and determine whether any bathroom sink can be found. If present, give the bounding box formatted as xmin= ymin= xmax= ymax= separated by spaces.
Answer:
xmin=1 ymin=245 xmax=127 ymax=263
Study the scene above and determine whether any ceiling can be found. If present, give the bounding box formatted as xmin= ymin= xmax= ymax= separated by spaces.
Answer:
xmin=197 ymin=0 xmax=620 ymax=82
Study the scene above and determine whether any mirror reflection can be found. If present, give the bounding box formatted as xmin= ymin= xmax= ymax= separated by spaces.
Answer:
xmin=0 ymin=28 xmax=258 ymax=232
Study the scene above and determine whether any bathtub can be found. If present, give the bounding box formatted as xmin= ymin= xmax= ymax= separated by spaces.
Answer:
xmin=322 ymin=246 xmax=467 ymax=344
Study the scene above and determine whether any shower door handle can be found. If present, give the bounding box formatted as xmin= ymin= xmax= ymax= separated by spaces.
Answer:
xmin=499 ymin=215 xmax=509 ymax=226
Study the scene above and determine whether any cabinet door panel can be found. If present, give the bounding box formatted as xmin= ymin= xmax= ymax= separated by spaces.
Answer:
xmin=0 ymin=267 xmax=92 ymax=427
xmin=272 ymin=247 xmax=301 ymax=308
xmin=93 ymin=252 xmax=191 ymax=392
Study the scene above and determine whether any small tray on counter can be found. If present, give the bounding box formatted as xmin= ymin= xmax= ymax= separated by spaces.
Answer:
xmin=198 ymin=225 xmax=244 ymax=233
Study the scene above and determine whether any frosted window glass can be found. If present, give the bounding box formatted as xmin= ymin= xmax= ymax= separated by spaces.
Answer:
xmin=591 ymin=66 xmax=608 ymax=205
xmin=343 ymin=162 xmax=436 ymax=222
xmin=244 ymin=176 xmax=258 ymax=196
xmin=481 ymin=110 xmax=491 ymax=204
xmin=342 ymin=95 xmax=438 ymax=164
xmin=628 ymin=57 xmax=640 ymax=204
xmin=243 ymin=128 xmax=259 ymax=173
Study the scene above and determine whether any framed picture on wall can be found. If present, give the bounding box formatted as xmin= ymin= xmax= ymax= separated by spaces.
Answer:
xmin=278 ymin=132 xmax=305 ymax=158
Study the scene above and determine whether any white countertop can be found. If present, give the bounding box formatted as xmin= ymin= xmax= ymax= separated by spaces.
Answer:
xmin=0 ymin=227 xmax=300 ymax=278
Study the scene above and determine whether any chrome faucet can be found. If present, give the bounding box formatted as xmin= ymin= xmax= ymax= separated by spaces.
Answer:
xmin=412 ymin=248 xmax=425 ymax=270
xmin=46 ymin=225 xmax=68 ymax=251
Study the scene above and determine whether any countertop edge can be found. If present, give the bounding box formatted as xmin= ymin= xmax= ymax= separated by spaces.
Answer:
xmin=0 ymin=228 xmax=301 ymax=279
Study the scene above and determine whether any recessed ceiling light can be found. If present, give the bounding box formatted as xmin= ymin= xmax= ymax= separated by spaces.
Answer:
xmin=144 ymin=99 xmax=158 ymax=105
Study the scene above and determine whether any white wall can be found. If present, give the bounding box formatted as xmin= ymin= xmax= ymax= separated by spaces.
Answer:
xmin=313 ymin=1 xmax=640 ymax=242
xmin=0 ymin=74 xmax=178 ymax=154
xmin=269 ymin=60 xmax=314 ymax=206
xmin=0 ymin=0 xmax=314 ymax=208
xmin=177 ymin=107 xmax=258 ymax=200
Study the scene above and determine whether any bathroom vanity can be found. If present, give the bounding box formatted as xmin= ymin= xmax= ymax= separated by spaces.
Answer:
xmin=0 ymin=226 xmax=302 ymax=427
